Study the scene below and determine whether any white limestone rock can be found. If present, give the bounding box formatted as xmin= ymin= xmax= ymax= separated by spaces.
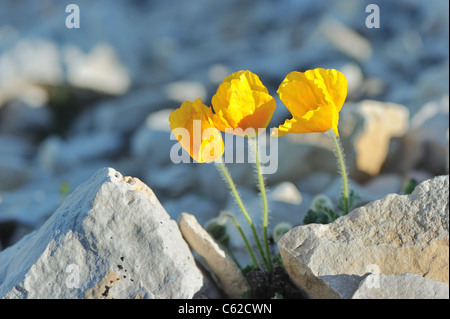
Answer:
xmin=278 ymin=175 xmax=449 ymax=299
xmin=352 ymin=273 xmax=449 ymax=299
xmin=178 ymin=213 xmax=249 ymax=298
xmin=388 ymin=95 xmax=449 ymax=175
xmin=0 ymin=167 xmax=204 ymax=299
xmin=63 ymin=43 xmax=130 ymax=95
xmin=339 ymin=100 xmax=410 ymax=179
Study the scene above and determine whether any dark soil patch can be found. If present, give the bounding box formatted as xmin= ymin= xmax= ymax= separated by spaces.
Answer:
xmin=244 ymin=266 xmax=307 ymax=299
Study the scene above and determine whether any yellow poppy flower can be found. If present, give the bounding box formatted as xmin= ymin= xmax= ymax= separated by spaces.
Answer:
xmin=274 ymin=68 xmax=347 ymax=137
xmin=169 ymin=98 xmax=224 ymax=163
xmin=212 ymin=70 xmax=276 ymax=137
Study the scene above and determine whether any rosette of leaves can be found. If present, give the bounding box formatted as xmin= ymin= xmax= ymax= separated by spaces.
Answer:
xmin=303 ymin=191 xmax=360 ymax=225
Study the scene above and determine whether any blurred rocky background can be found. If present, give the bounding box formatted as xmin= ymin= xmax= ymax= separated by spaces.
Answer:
xmin=0 ymin=0 xmax=448 ymax=252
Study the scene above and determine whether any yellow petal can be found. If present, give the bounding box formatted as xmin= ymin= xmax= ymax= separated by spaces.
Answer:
xmin=235 ymin=91 xmax=277 ymax=134
xmin=275 ymin=68 xmax=347 ymax=136
xmin=222 ymin=70 xmax=269 ymax=94
xmin=169 ymin=98 xmax=224 ymax=162
xmin=274 ymin=106 xmax=340 ymax=137
xmin=307 ymin=68 xmax=347 ymax=113
xmin=277 ymin=71 xmax=325 ymax=118
xmin=212 ymin=70 xmax=276 ymax=136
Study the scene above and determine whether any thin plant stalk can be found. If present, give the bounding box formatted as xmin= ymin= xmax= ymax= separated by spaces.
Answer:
xmin=250 ymin=137 xmax=272 ymax=271
xmin=326 ymin=130 xmax=349 ymax=215
xmin=221 ymin=213 xmax=257 ymax=269
xmin=215 ymin=160 xmax=269 ymax=269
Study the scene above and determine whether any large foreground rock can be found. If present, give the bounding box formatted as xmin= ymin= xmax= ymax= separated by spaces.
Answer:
xmin=279 ymin=175 xmax=449 ymax=299
xmin=352 ymin=273 xmax=449 ymax=299
xmin=0 ymin=167 xmax=203 ymax=299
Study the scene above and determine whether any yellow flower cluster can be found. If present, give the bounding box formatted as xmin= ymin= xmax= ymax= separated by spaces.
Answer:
xmin=169 ymin=68 xmax=348 ymax=162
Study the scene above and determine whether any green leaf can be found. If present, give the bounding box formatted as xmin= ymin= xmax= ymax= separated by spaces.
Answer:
xmin=60 ymin=181 xmax=70 ymax=197
xmin=303 ymin=209 xmax=330 ymax=225
xmin=338 ymin=189 xmax=361 ymax=213
xmin=311 ymin=194 xmax=333 ymax=212
xmin=401 ymin=178 xmax=418 ymax=195
xmin=321 ymin=206 xmax=340 ymax=222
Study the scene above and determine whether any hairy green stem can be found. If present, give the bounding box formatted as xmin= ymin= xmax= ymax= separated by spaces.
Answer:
xmin=250 ymin=137 xmax=272 ymax=271
xmin=215 ymin=161 xmax=268 ymax=269
xmin=221 ymin=213 xmax=257 ymax=269
xmin=326 ymin=130 xmax=349 ymax=215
